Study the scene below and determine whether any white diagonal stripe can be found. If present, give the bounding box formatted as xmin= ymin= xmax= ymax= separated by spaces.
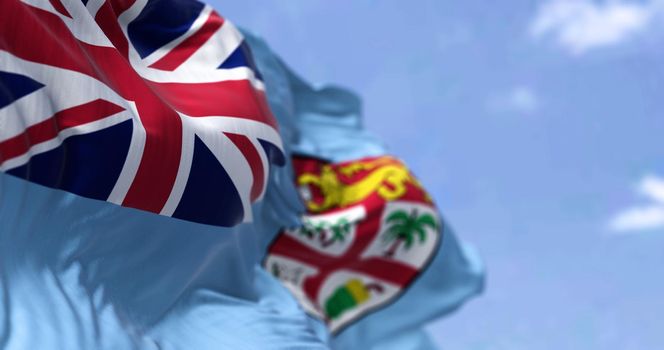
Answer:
xmin=174 ymin=19 xmax=243 ymax=73
xmin=107 ymin=101 xmax=146 ymax=205
xmin=21 ymin=0 xmax=113 ymax=47
xmin=139 ymin=6 xmax=213 ymax=67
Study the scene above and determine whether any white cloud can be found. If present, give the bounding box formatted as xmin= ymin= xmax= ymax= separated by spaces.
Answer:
xmin=638 ymin=174 xmax=664 ymax=202
xmin=609 ymin=174 xmax=664 ymax=233
xmin=610 ymin=206 xmax=664 ymax=232
xmin=530 ymin=0 xmax=663 ymax=55
xmin=487 ymin=86 xmax=539 ymax=115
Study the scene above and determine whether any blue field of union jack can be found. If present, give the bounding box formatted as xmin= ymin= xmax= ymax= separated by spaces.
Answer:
xmin=0 ymin=0 xmax=285 ymax=227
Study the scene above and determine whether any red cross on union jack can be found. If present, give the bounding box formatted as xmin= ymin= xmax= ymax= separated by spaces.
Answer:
xmin=0 ymin=0 xmax=283 ymax=226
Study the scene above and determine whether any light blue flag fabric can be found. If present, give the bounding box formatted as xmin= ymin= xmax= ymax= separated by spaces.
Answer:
xmin=244 ymin=32 xmax=486 ymax=349
xmin=0 ymin=171 xmax=328 ymax=349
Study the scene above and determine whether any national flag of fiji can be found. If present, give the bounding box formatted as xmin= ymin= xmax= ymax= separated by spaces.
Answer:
xmin=265 ymin=155 xmax=442 ymax=333
xmin=0 ymin=0 xmax=284 ymax=227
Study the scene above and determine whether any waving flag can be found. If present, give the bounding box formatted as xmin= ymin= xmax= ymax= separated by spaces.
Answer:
xmin=244 ymin=31 xmax=485 ymax=349
xmin=0 ymin=0 xmax=283 ymax=227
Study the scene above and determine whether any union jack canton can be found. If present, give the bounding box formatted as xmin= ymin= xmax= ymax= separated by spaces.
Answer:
xmin=0 ymin=0 xmax=284 ymax=226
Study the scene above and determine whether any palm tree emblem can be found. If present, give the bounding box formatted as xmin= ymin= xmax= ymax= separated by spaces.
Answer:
xmin=382 ymin=209 xmax=437 ymax=257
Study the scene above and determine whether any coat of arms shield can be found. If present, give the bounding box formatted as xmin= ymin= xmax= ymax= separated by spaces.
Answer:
xmin=266 ymin=156 xmax=442 ymax=333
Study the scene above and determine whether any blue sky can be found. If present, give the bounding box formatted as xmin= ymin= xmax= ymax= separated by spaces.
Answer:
xmin=213 ymin=1 xmax=664 ymax=348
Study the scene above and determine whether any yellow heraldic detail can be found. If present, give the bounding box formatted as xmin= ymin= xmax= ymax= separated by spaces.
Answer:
xmin=298 ymin=157 xmax=428 ymax=212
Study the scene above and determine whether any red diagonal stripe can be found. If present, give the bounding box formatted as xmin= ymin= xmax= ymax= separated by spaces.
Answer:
xmin=149 ymin=11 xmax=224 ymax=71
xmin=107 ymin=0 xmax=137 ymax=14
xmin=224 ymin=132 xmax=264 ymax=202
xmin=0 ymin=99 xmax=125 ymax=163
xmin=48 ymin=0 xmax=71 ymax=18
xmin=94 ymin=1 xmax=130 ymax=58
